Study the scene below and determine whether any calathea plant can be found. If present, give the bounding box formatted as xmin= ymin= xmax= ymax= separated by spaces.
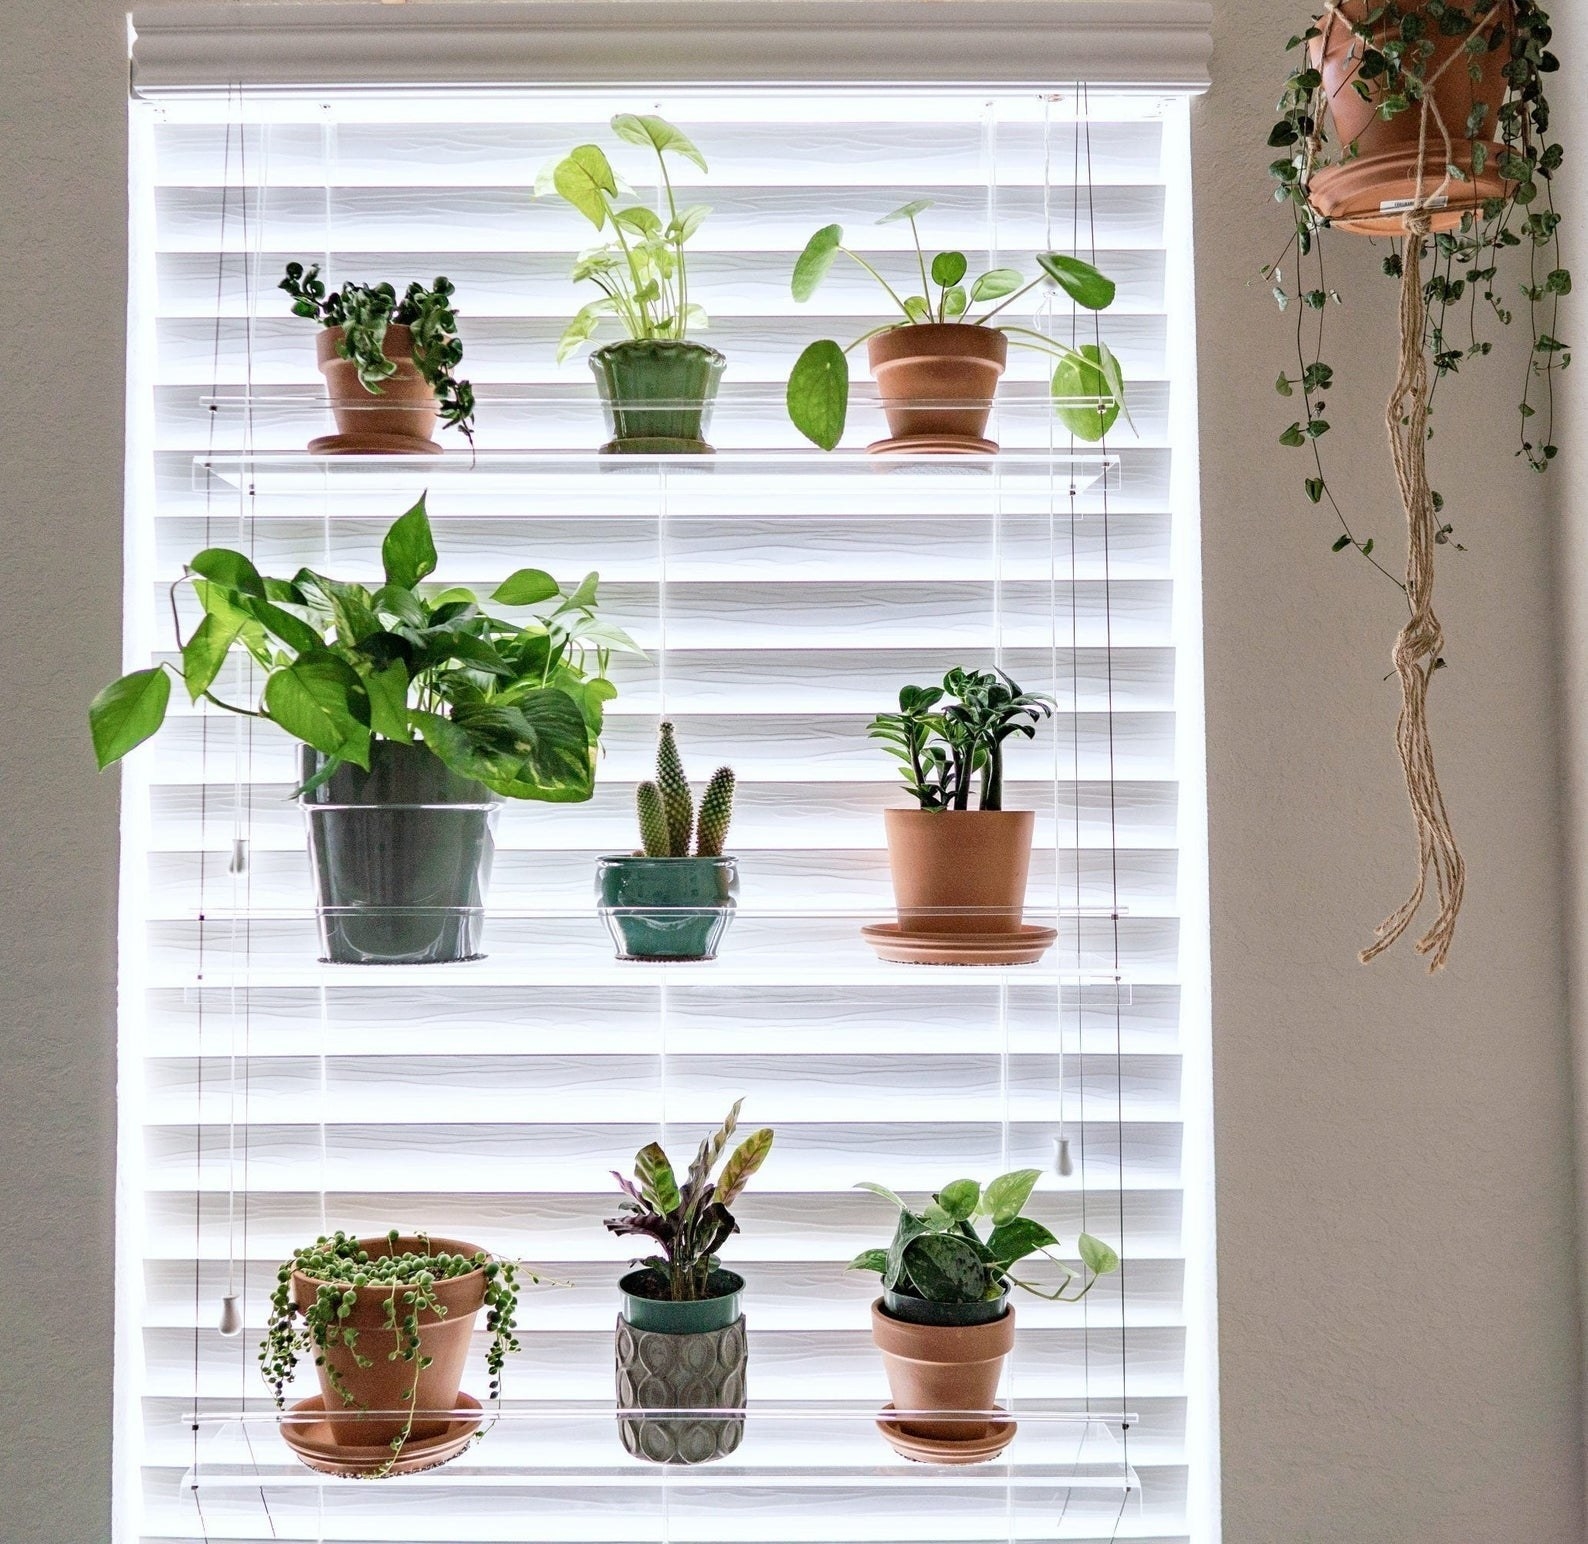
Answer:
xmin=605 ymin=1100 xmax=774 ymax=1302
xmin=88 ymin=494 xmax=638 ymax=799
xmin=870 ymin=667 xmax=1056 ymax=812
xmin=787 ymin=198 xmax=1129 ymax=450
xmin=280 ymin=264 xmax=476 ymax=441
xmin=851 ymin=1170 xmax=1120 ymax=1306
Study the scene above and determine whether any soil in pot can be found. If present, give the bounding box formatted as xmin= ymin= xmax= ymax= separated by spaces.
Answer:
xmin=312 ymin=324 xmax=443 ymax=455
xmin=1305 ymin=0 xmax=1513 ymax=235
xmin=590 ymin=339 xmax=726 ymax=453
xmin=596 ymin=854 xmax=738 ymax=961
xmin=870 ymin=1296 xmax=1016 ymax=1448
xmin=867 ymin=323 xmax=1008 ymax=453
xmin=300 ymin=741 xmax=503 ymax=965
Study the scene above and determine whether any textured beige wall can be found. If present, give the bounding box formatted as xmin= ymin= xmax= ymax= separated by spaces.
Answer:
xmin=0 ymin=4 xmax=1581 ymax=1542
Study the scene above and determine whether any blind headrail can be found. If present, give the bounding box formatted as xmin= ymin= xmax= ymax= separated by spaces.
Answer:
xmin=129 ymin=0 xmax=1214 ymax=97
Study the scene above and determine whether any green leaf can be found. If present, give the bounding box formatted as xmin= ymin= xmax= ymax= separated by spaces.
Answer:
xmin=1036 ymin=253 xmax=1116 ymax=311
xmin=848 ymin=1249 xmax=889 ymax=1274
xmin=1279 ymin=421 xmax=1307 ymax=448
xmin=855 ymin=1181 xmax=910 ymax=1213
xmin=634 ymin=1142 xmax=682 ymax=1213
xmin=878 ymin=198 xmax=933 ymax=224
xmin=181 ymin=611 xmax=244 ymax=702
xmin=240 ymin=595 xmax=322 ymax=655
xmin=970 ymin=267 xmax=1023 ymax=302
xmin=262 ymin=654 xmax=370 ymax=765
xmin=1077 ymin=1233 xmax=1121 ymax=1276
xmin=883 ymin=1210 xmax=930 ymax=1292
xmin=1332 ymin=534 xmax=1352 ymax=552
xmin=942 ymin=286 xmax=968 ymax=318
xmin=612 ymin=205 xmax=664 ymax=237
xmin=668 ymin=204 xmax=710 ymax=243
xmin=786 ymin=338 xmax=849 ymax=451
xmin=716 ymin=1127 xmax=774 ymax=1206
xmin=492 ymin=569 xmax=561 ymax=607
xmin=1052 ymin=345 xmax=1122 ymax=441
xmin=981 ymin=1168 xmax=1041 ymax=1226
xmin=555 ymin=571 xmax=601 ymax=615
xmin=902 ymin=1233 xmax=988 ymax=1303
xmin=1275 ymin=373 xmax=1294 ymax=397
xmin=365 ymin=661 xmax=410 ymax=741
xmin=381 ymin=495 xmax=438 ymax=591
xmin=553 ymin=144 xmax=617 ymax=228
xmin=931 ymin=250 xmax=967 ymax=287
xmin=89 ymin=667 xmax=171 ymax=769
xmin=188 ymin=547 xmax=265 ymax=598
xmin=903 ymin=295 xmax=932 ymax=323
xmin=1305 ymin=477 xmax=1325 ymax=504
xmin=986 ymin=1215 xmax=1060 ymax=1268
xmin=610 ymin=113 xmax=707 ymax=172
xmin=792 ymin=224 xmax=844 ymax=303
xmin=937 ymin=1178 xmax=981 ymax=1221
xmin=372 ymin=584 xmax=426 ymax=628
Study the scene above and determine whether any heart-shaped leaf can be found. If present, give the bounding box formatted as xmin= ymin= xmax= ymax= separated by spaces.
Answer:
xmin=610 ymin=113 xmax=708 ymax=172
xmin=792 ymin=224 xmax=843 ymax=303
xmin=981 ymin=1168 xmax=1042 ymax=1225
xmin=1078 ymin=1233 xmax=1121 ymax=1276
xmin=263 ymin=653 xmax=370 ymax=766
xmin=493 ymin=568 xmax=561 ymax=607
xmin=380 ymin=495 xmax=437 ymax=591
xmin=787 ymin=338 xmax=848 ymax=451
xmin=553 ymin=144 xmax=617 ymax=229
xmin=188 ymin=547 xmax=265 ymax=598
xmin=903 ymin=1232 xmax=989 ymax=1303
xmin=89 ymin=667 xmax=171 ymax=769
xmin=1052 ymin=344 xmax=1123 ymax=442
xmin=937 ymin=1178 xmax=981 ymax=1221
xmin=931 ymin=250 xmax=967 ymax=287
xmin=970 ymin=267 xmax=1024 ymax=302
xmin=1037 ymin=253 xmax=1117 ymax=311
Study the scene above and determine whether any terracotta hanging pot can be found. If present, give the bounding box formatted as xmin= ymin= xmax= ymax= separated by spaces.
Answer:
xmin=870 ymin=1298 xmax=1017 ymax=1456
xmin=312 ymin=323 xmax=443 ymax=454
xmin=867 ymin=323 xmax=1008 ymax=454
xmin=1306 ymin=0 xmax=1516 ymax=235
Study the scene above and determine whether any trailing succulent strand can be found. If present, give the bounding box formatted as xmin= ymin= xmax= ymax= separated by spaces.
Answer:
xmin=636 ymin=723 xmax=735 ymax=856
xmin=695 ymin=768 xmax=736 ymax=857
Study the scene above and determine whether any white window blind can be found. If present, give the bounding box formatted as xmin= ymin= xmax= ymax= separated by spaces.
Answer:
xmin=119 ymin=20 xmax=1214 ymax=1544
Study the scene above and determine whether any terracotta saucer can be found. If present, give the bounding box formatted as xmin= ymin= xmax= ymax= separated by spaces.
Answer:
xmin=308 ymin=432 xmax=443 ymax=456
xmin=867 ymin=434 xmax=999 ymax=456
xmin=280 ymin=1391 xmax=483 ymax=1477
xmin=861 ymin=922 xmax=1058 ymax=966
xmin=875 ymin=1403 xmax=1017 ymax=1464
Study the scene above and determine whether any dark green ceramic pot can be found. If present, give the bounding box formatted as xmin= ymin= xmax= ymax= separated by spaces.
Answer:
xmin=882 ymin=1283 xmax=1012 ymax=1327
xmin=589 ymin=339 xmax=726 ymax=453
xmin=595 ymin=855 xmax=739 ymax=961
xmin=299 ymin=741 xmax=502 ymax=965
xmin=619 ymin=1268 xmax=744 ymax=1333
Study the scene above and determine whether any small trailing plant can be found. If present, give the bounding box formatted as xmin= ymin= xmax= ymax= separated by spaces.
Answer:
xmin=605 ymin=1100 xmax=774 ymax=1302
xmin=1265 ymin=0 xmax=1569 ymax=574
xmin=280 ymin=264 xmax=477 ymax=442
xmin=850 ymin=1171 xmax=1120 ymax=1306
xmin=89 ymin=494 xmax=640 ymax=800
xmin=870 ymin=668 xmax=1055 ymax=812
xmin=540 ymin=114 xmax=711 ymax=362
xmin=634 ymin=720 xmax=736 ymax=857
xmin=786 ymin=198 xmax=1129 ymax=450
xmin=260 ymin=1230 xmax=525 ymax=1470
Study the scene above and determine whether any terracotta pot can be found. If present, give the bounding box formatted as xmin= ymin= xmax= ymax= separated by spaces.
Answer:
xmin=867 ymin=323 xmax=1007 ymax=452
xmin=315 ymin=323 xmax=441 ymax=452
xmin=291 ymin=1234 xmax=488 ymax=1447
xmin=870 ymin=1298 xmax=1016 ymax=1442
xmin=1306 ymin=0 xmax=1515 ymax=235
xmin=882 ymin=808 xmax=1035 ymax=935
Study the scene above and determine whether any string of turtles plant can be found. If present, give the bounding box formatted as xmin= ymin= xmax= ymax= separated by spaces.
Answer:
xmin=1264 ymin=0 xmax=1568 ymax=584
xmin=260 ymin=1231 xmax=524 ymax=1475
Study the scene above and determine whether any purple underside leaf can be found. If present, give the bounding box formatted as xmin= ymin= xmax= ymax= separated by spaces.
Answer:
xmin=604 ymin=1211 xmax=674 ymax=1245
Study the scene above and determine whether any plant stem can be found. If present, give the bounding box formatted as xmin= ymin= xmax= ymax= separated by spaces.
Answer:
xmin=976 ymin=273 xmax=1050 ymax=325
xmin=840 ymin=247 xmax=912 ymax=318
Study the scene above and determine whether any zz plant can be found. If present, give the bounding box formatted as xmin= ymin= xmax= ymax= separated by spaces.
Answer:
xmin=787 ymin=198 xmax=1129 ymax=450
xmin=280 ymin=264 xmax=477 ymax=442
xmin=541 ymin=114 xmax=711 ymax=362
xmin=870 ymin=668 xmax=1055 ymax=812
xmin=850 ymin=1170 xmax=1120 ymax=1307
xmin=635 ymin=721 xmax=736 ymax=857
xmin=260 ymin=1230 xmax=524 ymax=1470
xmin=605 ymin=1100 xmax=774 ymax=1302
xmin=89 ymin=494 xmax=639 ymax=800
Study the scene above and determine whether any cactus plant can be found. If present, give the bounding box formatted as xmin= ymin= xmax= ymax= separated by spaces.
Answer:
xmin=695 ymin=767 xmax=736 ymax=858
xmin=636 ymin=780 xmax=670 ymax=858
xmin=655 ymin=721 xmax=694 ymax=856
xmin=637 ymin=724 xmax=733 ymax=857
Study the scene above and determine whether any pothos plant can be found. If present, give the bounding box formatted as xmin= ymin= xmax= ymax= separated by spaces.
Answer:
xmin=280 ymin=264 xmax=477 ymax=442
xmin=260 ymin=1231 xmax=526 ymax=1470
xmin=786 ymin=198 xmax=1129 ymax=450
xmin=1265 ymin=0 xmax=1569 ymax=578
xmin=870 ymin=668 xmax=1056 ymax=812
xmin=540 ymin=114 xmax=711 ymax=362
xmin=605 ymin=1100 xmax=775 ymax=1302
xmin=88 ymin=494 xmax=640 ymax=800
xmin=849 ymin=1170 xmax=1120 ymax=1306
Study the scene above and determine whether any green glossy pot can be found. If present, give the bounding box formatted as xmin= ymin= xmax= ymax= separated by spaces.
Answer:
xmin=619 ymin=1268 xmax=745 ymax=1334
xmin=883 ymin=1282 xmax=1011 ymax=1327
xmin=590 ymin=339 xmax=726 ymax=453
xmin=299 ymin=741 xmax=502 ymax=964
xmin=596 ymin=855 xmax=738 ymax=962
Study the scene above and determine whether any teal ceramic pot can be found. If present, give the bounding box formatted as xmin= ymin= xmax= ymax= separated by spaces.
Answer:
xmin=596 ymin=854 xmax=738 ymax=961
xmin=882 ymin=1282 xmax=1012 ymax=1328
xmin=299 ymin=741 xmax=502 ymax=964
xmin=589 ymin=338 xmax=726 ymax=453
xmin=619 ymin=1268 xmax=744 ymax=1333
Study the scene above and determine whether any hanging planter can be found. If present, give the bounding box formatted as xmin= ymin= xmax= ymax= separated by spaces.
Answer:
xmin=280 ymin=265 xmax=476 ymax=455
xmin=1267 ymin=0 xmax=1569 ymax=969
xmin=605 ymin=1103 xmax=773 ymax=1465
xmin=785 ymin=199 xmax=1128 ymax=454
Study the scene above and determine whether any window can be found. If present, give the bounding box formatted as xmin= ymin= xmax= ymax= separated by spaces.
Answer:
xmin=119 ymin=9 xmax=1214 ymax=1542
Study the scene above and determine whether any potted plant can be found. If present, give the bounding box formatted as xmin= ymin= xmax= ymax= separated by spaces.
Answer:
xmin=260 ymin=1229 xmax=527 ymax=1477
xmin=851 ymin=1170 xmax=1119 ymax=1463
xmin=1266 ymin=2 xmax=1568 ymax=969
xmin=280 ymin=264 xmax=476 ymax=454
xmin=785 ymin=198 xmax=1128 ymax=453
xmin=542 ymin=114 xmax=723 ymax=453
xmin=605 ymin=1101 xmax=774 ymax=1464
xmin=596 ymin=722 xmax=737 ymax=961
xmin=89 ymin=494 xmax=638 ymax=963
xmin=862 ymin=668 xmax=1056 ymax=965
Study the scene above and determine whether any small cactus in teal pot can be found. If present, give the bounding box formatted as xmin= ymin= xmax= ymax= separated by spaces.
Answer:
xmin=634 ymin=722 xmax=735 ymax=857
